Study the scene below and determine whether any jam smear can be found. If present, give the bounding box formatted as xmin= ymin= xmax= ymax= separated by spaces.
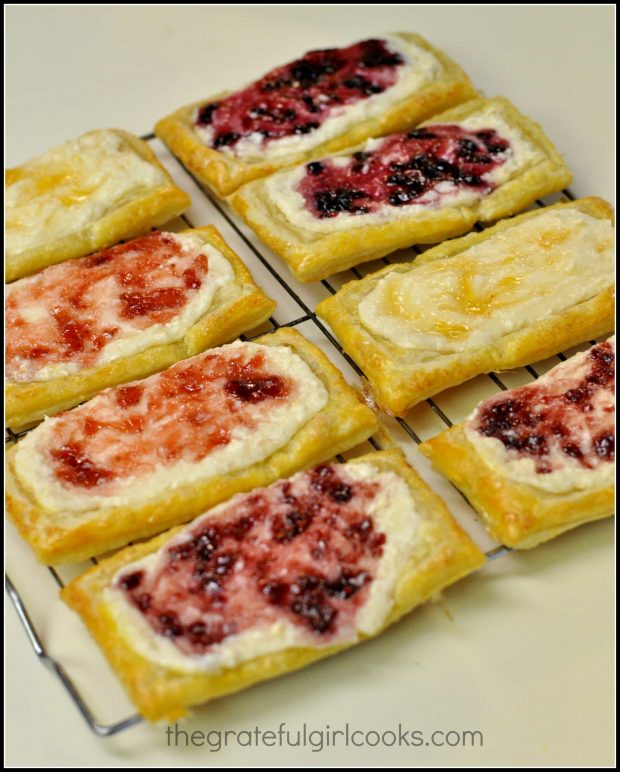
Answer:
xmin=299 ymin=125 xmax=511 ymax=218
xmin=50 ymin=443 xmax=115 ymax=488
xmin=47 ymin=348 xmax=294 ymax=490
xmin=475 ymin=341 xmax=615 ymax=473
xmin=6 ymin=232 xmax=210 ymax=381
xmin=225 ymin=376 xmax=288 ymax=403
xmin=120 ymin=288 xmax=187 ymax=319
xmin=196 ymin=39 xmax=404 ymax=152
xmin=116 ymin=385 xmax=144 ymax=409
xmin=116 ymin=464 xmax=385 ymax=653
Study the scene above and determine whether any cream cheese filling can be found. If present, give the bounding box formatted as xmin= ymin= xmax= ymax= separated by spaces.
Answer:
xmin=13 ymin=342 xmax=329 ymax=514
xmin=6 ymin=130 xmax=167 ymax=257
xmin=194 ymin=35 xmax=441 ymax=162
xmin=358 ymin=209 xmax=613 ymax=353
xmin=104 ymin=462 xmax=421 ymax=673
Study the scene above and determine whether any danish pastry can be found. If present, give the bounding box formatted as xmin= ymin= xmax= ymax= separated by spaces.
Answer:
xmin=6 ymin=227 xmax=276 ymax=432
xmin=231 ymin=96 xmax=573 ymax=281
xmin=6 ymin=328 xmax=378 ymax=564
xmin=155 ymin=33 xmax=475 ymax=197
xmin=61 ymin=448 xmax=485 ymax=721
xmin=6 ymin=129 xmax=191 ymax=282
xmin=316 ymin=197 xmax=614 ymax=415
xmin=419 ymin=339 xmax=615 ymax=548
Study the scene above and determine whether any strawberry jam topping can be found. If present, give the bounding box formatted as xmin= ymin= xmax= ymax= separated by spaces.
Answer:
xmin=298 ymin=125 xmax=511 ymax=217
xmin=195 ymin=38 xmax=404 ymax=153
xmin=46 ymin=347 xmax=292 ymax=490
xmin=6 ymin=233 xmax=209 ymax=381
xmin=116 ymin=463 xmax=386 ymax=652
xmin=473 ymin=341 xmax=615 ymax=473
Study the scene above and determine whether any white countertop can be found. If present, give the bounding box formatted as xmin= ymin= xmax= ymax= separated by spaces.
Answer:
xmin=5 ymin=5 xmax=614 ymax=767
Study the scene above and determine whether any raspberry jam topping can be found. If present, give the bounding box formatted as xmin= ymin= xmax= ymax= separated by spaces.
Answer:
xmin=195 ymin=38 xmax=404 ymax=153
xmin=46 ymin=347 xmax=292 ymax=490
xmin=298 ymin=126 xmax=510 ymax=218
xmin=473 ymin=341 xmax=615 ymax=473
xmin=116 ymin=464 xmax=386 ymax=652
xmin=6 ymin=233 xmax=209 ymax=381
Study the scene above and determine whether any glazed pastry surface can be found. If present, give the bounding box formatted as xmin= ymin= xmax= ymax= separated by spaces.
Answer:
xmin=316 ymin=198 xmax=614 ymax=415
xmin=6 ymin=129 xmax=190 ymax=281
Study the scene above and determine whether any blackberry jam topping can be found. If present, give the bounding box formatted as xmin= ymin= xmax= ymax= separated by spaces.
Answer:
xmin=594 ymin=432 xmax=614 ymax=461
xmin=306 ymin=161 xmax=325 ymax=176
xmin=119 ymin=571 xmax=143 ymax=591
xmin=213 ymin=132 xmax=240 ymax=149
xmin=298 ymin=125 xmax=511 ymax=218
xmin=197 ymin=102 xmax=220 ymax=125
xmin=474 ymin=341 xmax=615 ymax=473
xmin=195 ymin=38 xmax=405 ymax=152
xmin=360 ymin=38 xmax=404 ymax=68
xmin=314 ymin=188 xmax=368 ymax=216
xmin=116 ymin=464 xmax=386 ymax=654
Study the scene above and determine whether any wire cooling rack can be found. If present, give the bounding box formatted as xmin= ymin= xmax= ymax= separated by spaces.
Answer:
xmin=5 ymin=132 xmax=602 ymax=736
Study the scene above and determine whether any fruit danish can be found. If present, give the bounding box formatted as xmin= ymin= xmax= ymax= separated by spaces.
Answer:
xmin=316 ymin=197 xmax=613 ymax=415
xmin=420 ymin=339 xmax=615 ymax=548
xmin=6 ymin=227 xmax=276 ymax=431
xmin=231 ymin=96 xmax=572 ymax=281
xmin=5 ymin=129 xmax=190 ymax=281
xmin=61 ymin=448 xmax=485 ymax=721
xmin=6 ymin=328 xmax=378 ymax=564
xmin=155 ymin=33 xmax=475 ymax=196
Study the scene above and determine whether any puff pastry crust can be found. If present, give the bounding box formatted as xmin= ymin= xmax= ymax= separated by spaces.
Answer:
xmin=420 ymin=424 xmax=614 ymax=549
xmin=60 ymin=448 xmax=485 ymax=722
xmin=6 ymin=328 xmax=379 ymax=564
xmin=316 ymin=197 xmax=614 ymax=416
xmin=6 ymin=129 xmax=191 ymax=282
xmin=230 ymin=96 xmax=573 ymax=282
xmin=154 ymin=33 xmax=475 ymax=197
xmin=419 ymin=341 xmax=615 ymax=548
xmin=6 ymin=226 xmax=277 ymax=432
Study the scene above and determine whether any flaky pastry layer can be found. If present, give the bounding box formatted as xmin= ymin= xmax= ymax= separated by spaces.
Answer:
xmin=61 ymin=448 xmax=485 ymax=721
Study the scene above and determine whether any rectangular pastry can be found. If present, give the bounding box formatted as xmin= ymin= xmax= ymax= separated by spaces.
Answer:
xmin=6 ymin=327 xmax=378 ymax=564
xmin=155 ymin=33 xmax=475 ymax=197
xmin=316 ymin=197 xmax=614 ymax=415
xmin=6 ymin=226 xmax=276 ymax=432
xmin=419 ymin=339 xmax=615 ymax=548
xmin=61 ymin=448 xmax=485 ymax=721
xmin=231 ymin=96 xmax=573 ymax=281
xmin=6 ymin=129 xmax=191 ymax=281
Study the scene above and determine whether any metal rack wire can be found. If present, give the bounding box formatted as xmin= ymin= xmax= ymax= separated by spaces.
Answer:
xmin=5 ymin=130 xmax=593 ymax=736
